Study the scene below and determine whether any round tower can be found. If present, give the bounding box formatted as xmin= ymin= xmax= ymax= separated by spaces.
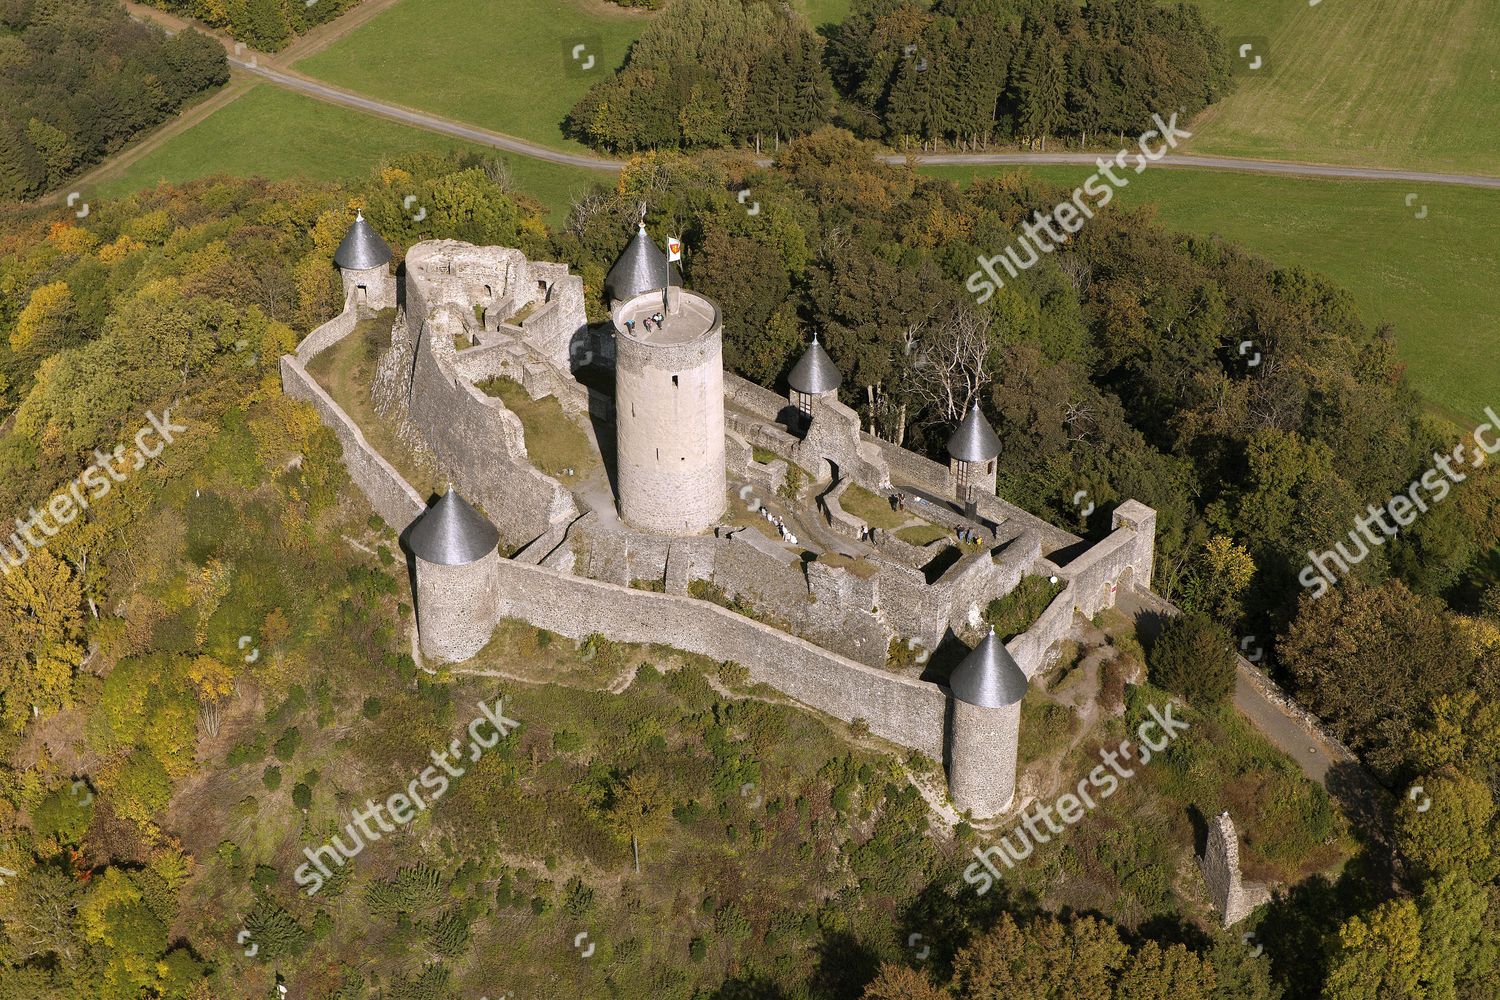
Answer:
xmin=786 ymin=333 xmax=841 ymax=431
xmin=333 ymin=210 xmax=396 ymax=311
xmin=947 ymin=401 xmax=1001 ymax=504
xmin=607 ymin=226 xmax=726 ymax=535
xmin=408 ymin=489 xmax=500 ymax=663
xmin=947 ymin=627 xmax=1027 ymax=816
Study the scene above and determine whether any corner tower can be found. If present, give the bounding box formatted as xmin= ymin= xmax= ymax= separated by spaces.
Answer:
xmin=607 ymin=224 xmax=727 ymax=534
xmin=947 ymin=627 xmax=1027 ymax=816
xmin=408 ymin=489 xmax=500 ymax=663
xmin=333 ymin=211 xmax=396 ymax=311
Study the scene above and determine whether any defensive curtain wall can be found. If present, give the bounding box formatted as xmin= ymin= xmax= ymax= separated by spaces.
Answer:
xmin=281 ymin=243 xmax=1155 ymax=797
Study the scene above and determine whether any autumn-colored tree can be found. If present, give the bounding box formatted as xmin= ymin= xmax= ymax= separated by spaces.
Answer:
xmin=0 ymin=550 xmax=84 ymax=730
xmin=186 ymin=655 xmax=235 ymax=737
xmin=11 ymin=280 xmax=74 ymax=355
xmin=860 ymin=961 xmax=948 ymax=1000
xmin=1324 ymin=898 xmax=1430 ymax=1000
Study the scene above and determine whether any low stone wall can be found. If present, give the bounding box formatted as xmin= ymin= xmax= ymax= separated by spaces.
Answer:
xmin=1057 ymin=527 xmax=1139 ymax=619
xmin=294 ymin=303 xmax=359 ymax=365
xmin=819 ymin=480 xmax=865 ymax=541
xmin=724 ymin=372 xmax=791 ymax=423
xmin=489 ymin=558 xmax=948 ymax=759
xmin=1007 ymin=587 xmax=1078 ymax=679
xmin=281 ymin=357 xmax=425 ymax=533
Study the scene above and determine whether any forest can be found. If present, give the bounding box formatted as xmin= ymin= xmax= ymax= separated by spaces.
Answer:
xmin=139 ymin=0 xmax=359 ymax=51
xmin=0 ymin=139 xmax=1494 ymax=996
xmin=567 ymin=0 xmax=1229 ymax=153
xmin=0 ymin=0 xmax=228 ymax=200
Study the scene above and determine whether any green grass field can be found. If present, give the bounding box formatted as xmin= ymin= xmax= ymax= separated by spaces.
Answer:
xmin=1186 ymin=0 xmax=1500 ymax=176
xmin=96 ymin=85 xmax=606 ymax=224
xmin=294 ymin=0 xmax=647 ymax=153
xmin=922 ymin=164 xmax=1500 ymax=423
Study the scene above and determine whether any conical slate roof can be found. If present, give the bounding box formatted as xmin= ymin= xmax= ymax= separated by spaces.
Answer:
xmin=605 ymin=224 xmax=670 ymax=302
xmin=407 ymin=489 xmax=499 ymax=566
xmin=949 ymin=628 xmax=1027 ymax=708
xmin=947 ymin=401 xmax=1001 ymax=463
xmin=787 ymin=334 xmax=841 ymax=395
xmin=333 ymin=211 xmax=392 ymax=270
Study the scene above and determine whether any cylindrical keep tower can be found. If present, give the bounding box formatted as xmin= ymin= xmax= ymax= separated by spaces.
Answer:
xmin=612 ymin=287 xmax=727 ymax=534
xmin=947 ymin=628 xmax=1027 ymax=816
xmin=408 ymin=489 xmax=500 ymax=663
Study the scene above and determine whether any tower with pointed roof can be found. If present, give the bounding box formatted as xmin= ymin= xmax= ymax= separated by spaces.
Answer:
xmin=334 ymin=211 xmax=396 ymax=311
xmin=607 ymin=218 xmax=727 ymax=535
xmin=408 ymin=488 xmax=501 ymax=662
xmin=947 ymin=627 xmax=1027 ymax=815
xmin=947 ymin=401 xmax=1001 ymax=504
xmin=787 ymin=333 xmax=841 ymax=431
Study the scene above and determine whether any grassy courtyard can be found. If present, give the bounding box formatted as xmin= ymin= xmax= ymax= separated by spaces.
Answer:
xmin=95 ymin=85 xmax=604 ymax=224
xmin=922 ymin=164 xmax=1500 ymax=423
xmin=1186 ymin=0 xmax=1500 ymax=176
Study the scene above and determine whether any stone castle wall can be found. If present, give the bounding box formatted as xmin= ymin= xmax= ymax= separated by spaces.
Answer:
xmin=282 ymin=357 xmax=426 ymax=532
xmin=488 ymin=558 xmax=949 ymax=760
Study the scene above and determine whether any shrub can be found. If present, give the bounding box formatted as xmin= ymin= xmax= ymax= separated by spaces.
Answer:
xmin=292 ymin=782 xmax=312 ymax=810
xmin=274 ymin=727 xmax=302 ymax=761
xmin=362 ymin=696 xmax=383 ymax=719
xmin=262 ymin=765 xmax=281 ymax=790
xmin=1147 ymin=612 xmax=1236 ymax=707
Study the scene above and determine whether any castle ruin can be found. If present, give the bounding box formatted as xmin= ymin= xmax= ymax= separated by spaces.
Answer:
xmin=281 ymin=212 xmax=1158 ymax=819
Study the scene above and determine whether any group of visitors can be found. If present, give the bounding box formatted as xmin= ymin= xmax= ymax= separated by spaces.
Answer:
xmin=760 ymin=505 xmax=798 ymax=546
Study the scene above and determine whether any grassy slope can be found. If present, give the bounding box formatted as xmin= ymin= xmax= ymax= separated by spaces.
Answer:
xmin=293 ymin=0 xmax=647 ymax=153
xmin=1186 ymin=0 xmax=1500 ymax=175
xmin=95 ymin=85 xmax=606 ymax=224
xmin=921 ymin=164 xmax=1500 ymax=422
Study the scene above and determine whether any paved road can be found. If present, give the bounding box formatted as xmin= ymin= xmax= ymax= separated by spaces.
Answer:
xmin=894 ymin=151 xmax=1500 ymax=190
xmin=232 ymin=55 xmax=1500 ymax=190
xmin=229 ymin=58 xmax=622 ymax=171
xmin=1114 ymin=586 xmax=1353 ymax=788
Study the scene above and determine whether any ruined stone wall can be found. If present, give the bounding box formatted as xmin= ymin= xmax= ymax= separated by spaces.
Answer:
xmin=281 ymin=357 xmax=425 ymax=533
xmin=1007 ymin=588 xmax=1078 ymax=680
xmin=487 ymin=559 xmax=949 ymax=759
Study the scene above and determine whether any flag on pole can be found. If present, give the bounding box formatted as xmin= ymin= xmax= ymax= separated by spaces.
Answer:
xmin=666 ymin=237 xmax=682 ymax=262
